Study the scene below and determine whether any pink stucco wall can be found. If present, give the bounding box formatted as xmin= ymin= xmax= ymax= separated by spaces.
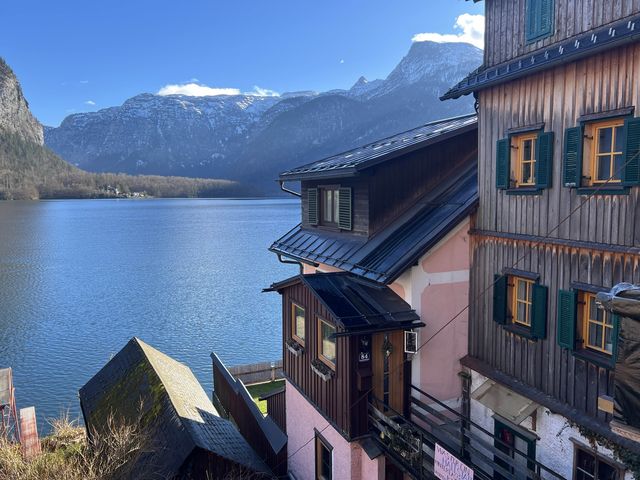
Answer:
xmin=418 ymin=221 xmax=470 ymax=401
xmin=286 ymin=380 xmax=383 ymax=480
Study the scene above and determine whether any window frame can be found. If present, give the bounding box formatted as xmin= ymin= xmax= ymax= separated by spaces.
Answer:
xmin=319 ymin=185 xmax=340 ymax=227
xmin=577 ymin=291 xmax=615 ymax=357
xmin=291 ymin=302 xmax=306 ymax=346
xmin=317 ymin=317 xmax=337 ymax=370
xmin=315 ymin=431 xmax=333 ymax=480
xmin=583 ymin=118 xmax=625 ymax=186
xmin=512 ymin=133 xmax=538 ymax=187
xmin=573 ymin=444 xmax=622 ymax=480
xmin=509 ymin=275 xmax=535 ymax=328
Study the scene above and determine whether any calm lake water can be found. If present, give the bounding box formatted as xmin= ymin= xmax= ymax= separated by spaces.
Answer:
xmin=0 ymin=198 xmax=298 ymax=432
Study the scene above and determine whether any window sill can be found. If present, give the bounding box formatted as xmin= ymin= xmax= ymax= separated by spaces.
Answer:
xmin=502 ymin=323 xmax=538 ymax=341
xmin=572 ymin=349 xmax=615 ymax=370
xmin=505 ymin=188 xmax=543 ymax=196
xmin=576 ymin=186 xmax=630 ymax=196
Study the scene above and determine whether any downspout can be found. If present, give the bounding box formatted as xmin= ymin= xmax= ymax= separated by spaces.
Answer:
xmin=276 ymin=253 xmax=304 ymax=274
xmin=279 ymin=180 xmax=300 ymax=197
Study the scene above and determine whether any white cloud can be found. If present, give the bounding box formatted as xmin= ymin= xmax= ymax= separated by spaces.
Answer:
xmin=84 ymin=100 xmax=96 ymax=106
xmin=340 ymin=59 xmax=345 ymax=64
xmin=158 ymin=83 xmax=241 ymax=96
xmin=157 ymin=82 xmax=279 ymax=97
xmin=79 ymin=80 xmax=89 ymax=84
xmin=412 ymin=13 xmax=485 ymax=49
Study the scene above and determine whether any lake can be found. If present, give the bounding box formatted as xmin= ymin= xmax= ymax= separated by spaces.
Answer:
xmin=0 ymin=198 xmax=299 ymax=433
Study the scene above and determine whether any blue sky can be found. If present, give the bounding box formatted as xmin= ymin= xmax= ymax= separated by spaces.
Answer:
xmin=1 ymin=0 xmax=483 ymax=126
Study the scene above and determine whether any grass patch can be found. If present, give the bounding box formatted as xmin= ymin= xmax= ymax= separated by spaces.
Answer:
xmin=246 ymin=380 xmax=285 ymax=415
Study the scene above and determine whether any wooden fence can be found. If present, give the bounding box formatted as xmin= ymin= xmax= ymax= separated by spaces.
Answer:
xmin=227 ymin=360 xmax=283 ymax=385
xmin=211 ymin=353 xmax=287 ymax=477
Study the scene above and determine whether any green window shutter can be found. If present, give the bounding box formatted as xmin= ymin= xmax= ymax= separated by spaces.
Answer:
xmin=612 ymin=314 xmax=621 ymax=363
xmin=539 ymin=0 xmax=554 ymax=37
xmin=338 ymin=187 xmax=352 ymax=231
xmin=493 ymin=274 xmax=508 ymax=325
xmin=535 ymin=131 xmax=554 ymax=189
xmin=622 ymin=117 xmax=640 ymax=185
xmin=525 ymin=0 xmax=538 ymax=41
xmin=496 ymin=138 xmax=510 ymax=189
xmin=531 ymin=284 xmax=548 ymax=339
xmin=563 ymin=126 xmax=583 ymax=187
xmin=307 ymin=188 xmax=318 ymax=225
xmin=557 ymin=289 xmax=577 ymax=350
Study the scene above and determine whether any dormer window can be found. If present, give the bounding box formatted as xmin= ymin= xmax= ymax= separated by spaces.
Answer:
xmin=321 ymin=187 xmax=340 ymax=226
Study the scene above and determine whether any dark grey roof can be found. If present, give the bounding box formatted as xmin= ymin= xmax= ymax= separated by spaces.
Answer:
xmin=269 ymin=272 xmax=422 ymax=332
xmin=279 ymin=114 xmax=477 ymax=181
xmin=442 ymin=13 xmax=640 ymax=100
xmin=271 ymin=164 xmax=477 ymax=284
xmin=79 ymin=338 xmax=271 ymax=478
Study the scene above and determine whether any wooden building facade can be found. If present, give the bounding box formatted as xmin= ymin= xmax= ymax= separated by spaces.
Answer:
xmin=444 ymin=1 xmax=640 ymax=478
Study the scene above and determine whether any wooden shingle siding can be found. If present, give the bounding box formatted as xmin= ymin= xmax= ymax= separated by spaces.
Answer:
xmin=484 ymin=0 xmax=640 ymax=68
xmin=470 ymin=235 xmax=640 ymax=422
xmin=476 ymin=43 xmax=640 ymax=246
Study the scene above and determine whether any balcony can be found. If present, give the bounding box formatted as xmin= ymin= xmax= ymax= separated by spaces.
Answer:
xmin=368 ymin=385 xmax=564 ymax=480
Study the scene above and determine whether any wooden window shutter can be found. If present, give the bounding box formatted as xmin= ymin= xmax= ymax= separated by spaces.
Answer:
xmin=563 ymin=126 xmax=583 ymax=187
xmin=539 ymin=0 xmax=554 ymax=37
xmin=496 ymin=138 xmax=510 ymax=189
xmin=622 ymin=117 xmax=640 ymax=185
xmin=612 ymin=314 xmax=621 ymax=363
xmin=338 ymin=187 xmax=352 ymax=230
xmin=557 ymin=289 xmax=577 ymax=349
xmin=525 ymin=0 xmax=537 ymax=41
xmin=493 ymin=274 xmax=508 ymax=325
xmin=307 ymin=188 xmax=318 ymax=225
xmin=535 ymin=131 xmax=554 ymax=189
xmin=531 ymin=284 xmax=548 ymax=339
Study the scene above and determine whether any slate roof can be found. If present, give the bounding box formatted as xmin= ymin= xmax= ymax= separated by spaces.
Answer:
xmin=278 ymin=114 xmax=477 ymax=181
xmin=442 ymin=13 xmax=640 ymax=100
xmin=79 ymin=338 xmax=271 ymax=478
xmin=271 ymin=163 xmax=478 ymax=284
xmin=268 ymin=272 xmax=422 ymax=333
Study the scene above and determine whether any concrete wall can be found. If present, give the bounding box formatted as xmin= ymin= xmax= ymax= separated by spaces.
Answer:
xmin=469 ymin=371 xmax=633 ymax=480
xmin=285 ymin=379 xmax=383 ymax=480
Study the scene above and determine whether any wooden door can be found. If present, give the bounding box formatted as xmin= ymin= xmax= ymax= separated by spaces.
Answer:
xmin=372 ymin=331 xmax=406 ymax=415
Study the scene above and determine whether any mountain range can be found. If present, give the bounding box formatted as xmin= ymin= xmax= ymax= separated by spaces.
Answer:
xmin=45 ymin=41 xmax=482 ymax=192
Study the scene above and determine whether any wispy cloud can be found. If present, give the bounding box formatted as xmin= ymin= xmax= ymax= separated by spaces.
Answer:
xmin=157 ymin=82 xmax=279 ymax=97
xmin=412 ymin=13 xmax=484 ymax=49
xmin=84 ymin=100 xmax=96 ymax=106
xmin=79 ymin=80 xmax=89 ymax=84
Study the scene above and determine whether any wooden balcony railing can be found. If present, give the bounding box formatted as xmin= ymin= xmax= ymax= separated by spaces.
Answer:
xmin=367 ymin=385 xmax=565 ymax=480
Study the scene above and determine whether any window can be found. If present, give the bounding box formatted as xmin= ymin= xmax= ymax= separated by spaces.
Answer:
xmin=493 ymin=273 xmax=548 ymax=339
xmin=494 ymin=420 xmax=536 ymax=480
xmin=574 ymin=445 xmax=620 ymax=480
xmin=563 ymin=116 xmax=640 ymax=190
xmin=525 ymin=0 xmax=554 ymax=43
xmin=578 ymin=292 xmax=615 ymax=356
xmin=513 ymin=133 xmax=538 ymax=187
xmin=586 ymin=120 xmax=625 ymax=185
xmin=292 ymin=303 xmax=305 ymax=345
xmin=315 ymin=434 xmax=332 ymax=480
xmin=557 ymin=288 xmax=620 ymax=364
xmin=510 ymin=276 xmax=535 ymax=327
xmin=496 ymin=131 xmax=553 ymax=191
xmin=318 ymin=318 xmax=336 ymax=368
xmin=321 ymin=187 xmax=339 ymax=226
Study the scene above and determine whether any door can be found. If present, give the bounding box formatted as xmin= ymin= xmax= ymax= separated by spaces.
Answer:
xmin=372 ymin=331 xmax=406 ymax=414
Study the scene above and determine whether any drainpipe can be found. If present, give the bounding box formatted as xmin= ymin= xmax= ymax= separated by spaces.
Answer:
xmin=279 ymin=180 xmax=300 ymax=197
xmin=459 ymin=370 xmax=472 ymax=460
xmin=276 ymin=253 xmax=304 ymax=274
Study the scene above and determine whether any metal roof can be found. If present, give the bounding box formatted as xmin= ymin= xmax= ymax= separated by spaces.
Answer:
xmin=442 ymin=13 xmax=640 ymax=100
xmin=79 ymin=338 xmax=271 ymax=477
xmin=279 ymin=114 xmax=477 ymax=181
xmin=268 ymin=272 xmax=422 ymax=333
xmin=271 ymin=164 xmax=478 ymax=284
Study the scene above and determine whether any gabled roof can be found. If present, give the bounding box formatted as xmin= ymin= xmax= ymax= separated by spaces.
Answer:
xmin=279 ymin=114 xmax=477 ymax=181
xmin=268 ymin=272 xmax=422 ymax=333
xmin=271 ymin=164 xmax=477 ymax=284
xmin=442 ymin=13 xmax=640 ymax=100
xmin=79 ymin=338 xmax=271 ymax=477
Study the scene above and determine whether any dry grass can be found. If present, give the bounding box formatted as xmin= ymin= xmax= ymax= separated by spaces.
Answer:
xmin=0 ymin=411 xmax=153 ymax=480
